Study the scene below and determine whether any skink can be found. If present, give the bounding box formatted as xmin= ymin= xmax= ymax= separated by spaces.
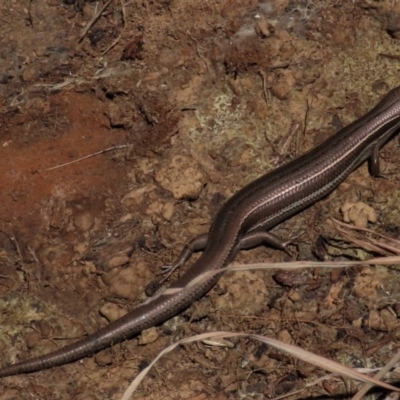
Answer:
xmin=1 ymin=87 xmax=400 ymax=378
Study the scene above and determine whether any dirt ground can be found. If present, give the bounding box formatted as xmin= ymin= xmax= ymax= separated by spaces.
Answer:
xmin=1 ymin=0 xmax=400 ymax=399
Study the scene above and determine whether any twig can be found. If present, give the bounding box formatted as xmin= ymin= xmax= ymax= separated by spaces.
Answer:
xmin=269 ymin=122 xmax=300 ymax=167
xmin=27 ymin=0 xmax=34 ymax=27
xmin=79 ymin=0 xmax=113 ymax=43
xmin=102 ymin=0 xmax=127 ymax=55
xmin=10 ymin=232 xmax=24 ymax=263
xmin=379 ymin=53 xmax=400 ymax=61
xmin=45 ymin=144 xmax=129 ymax=171
xmin=258 ymin=69 xmax=271 ymax=104
xmin=186 ymin=31 xmax=210 ymax=74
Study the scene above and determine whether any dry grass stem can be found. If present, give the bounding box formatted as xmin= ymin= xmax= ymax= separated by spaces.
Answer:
xmin=120 ymin=331 xmax=400 ymax=399
xmin=329 ymin=218 xmax=400 ymax=256
xmin=44 ymin=144 xmax=128 ymax=171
